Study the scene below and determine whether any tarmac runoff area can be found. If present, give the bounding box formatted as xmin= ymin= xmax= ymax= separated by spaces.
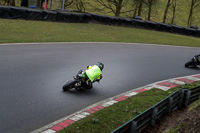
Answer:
xmin=31 ymin=74 xmax=200 ymax=133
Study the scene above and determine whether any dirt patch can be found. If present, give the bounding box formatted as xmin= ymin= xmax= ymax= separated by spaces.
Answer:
xmin=142 ymin=106 xmax=200 ymax=133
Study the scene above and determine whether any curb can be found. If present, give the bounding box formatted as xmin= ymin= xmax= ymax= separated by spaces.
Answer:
xmin=31 ymin=74 xmax=200 ymax=133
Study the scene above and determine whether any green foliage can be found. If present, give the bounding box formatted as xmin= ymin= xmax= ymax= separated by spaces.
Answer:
xmin=2 ymin=0 xmax=200 ymax=26
xmin=178 ymin=81 xmax=200 ymax=89
xmin=92 ymin=118 xmax=99 ymax=124
xmin=166 ymin=124 xmax=183 ymax=133
xmin=52 ymin=0 xmax=200 ymax=27
xmin=188 ymin=98 xmax=200 ymax=111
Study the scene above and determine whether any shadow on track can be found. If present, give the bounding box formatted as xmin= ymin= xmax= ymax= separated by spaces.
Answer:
xmin=184 ymin=66 xmax=200 ymax=70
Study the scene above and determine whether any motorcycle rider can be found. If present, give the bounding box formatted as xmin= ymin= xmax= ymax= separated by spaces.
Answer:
xmin=196 ymin=54 xmax=200 ymax=62
xmin=185 ymin=54 xmax=200 ymax=67
xmin=77 ymin=62 xmax=104 ymax=89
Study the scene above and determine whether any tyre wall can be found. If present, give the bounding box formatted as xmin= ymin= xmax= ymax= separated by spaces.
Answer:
xmin=1 ymin=5 xmax=200 ymax=37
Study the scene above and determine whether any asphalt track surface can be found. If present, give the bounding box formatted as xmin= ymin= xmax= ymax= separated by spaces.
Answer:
xmin=1 ymin=42 xmax=200 ymax=133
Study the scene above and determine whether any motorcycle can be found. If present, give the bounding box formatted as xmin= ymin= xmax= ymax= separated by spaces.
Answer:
xmin=185 ymin=54 xmax=200 ymax=68
xmin=62 ymin=69 xmax=98 ymax=91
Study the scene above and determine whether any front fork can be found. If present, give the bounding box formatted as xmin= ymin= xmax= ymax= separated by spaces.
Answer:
xmin=192 ymin=57 xmax=198 ymax=66
xmin=73 ymin=76 xmax=83 ymax=89
xmin=73 ymin=70 xmax=86 ymax=89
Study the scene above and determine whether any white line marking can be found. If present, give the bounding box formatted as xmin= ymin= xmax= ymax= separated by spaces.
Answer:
xmin=125 ymin=92 xmax=138 ymax=97
xmin=40 ymin=129 xmax=56 ymax=133
xmin=168 ymin=79 xmax=185 ymax=85
xmin=0 ymin=42 xmax=199 ymax=49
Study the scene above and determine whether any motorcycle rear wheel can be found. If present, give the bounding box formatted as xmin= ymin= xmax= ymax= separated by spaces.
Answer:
xmin=62 ymin=80 xmax=77 ymax=91
xmin=185 ymin=60 xmax=195 ymax=67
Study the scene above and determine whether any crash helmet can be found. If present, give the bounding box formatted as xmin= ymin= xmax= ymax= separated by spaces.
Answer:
xmin=97 ymin=62 xmax=104 ymax=71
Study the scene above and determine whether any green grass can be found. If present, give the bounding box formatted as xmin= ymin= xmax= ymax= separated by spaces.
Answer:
xmin=2 ymin=0 xmax=200 ymax=27
xmin=1 ymin=19 xmax=200 ymax=47
xmin=58 ymin=81 xmax=200 ymax=133
xmin=166 ymin=124 xmax=183 ymax=133
xmin=188 ymin=98 xmax=200 ymax=111
xmin=59 ymin=0 xmax=200 ymax=27
xmin=59 ymin=88 xmax=178 ymax=133
xmin=178 ymin=82 xmax=200 ymax=90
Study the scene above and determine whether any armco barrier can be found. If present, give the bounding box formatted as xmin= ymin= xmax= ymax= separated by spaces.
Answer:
xmin=111 ymin=87 xmax=200 ymax=133
xmin=189 ymin=86 xmax=200 ymax=103
xmin=1 ymin=5 xmax=200 ymax=37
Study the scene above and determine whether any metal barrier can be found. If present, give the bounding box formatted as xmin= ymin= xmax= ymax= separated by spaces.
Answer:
xmin=111 ymin=87 xmax=200 ymax=133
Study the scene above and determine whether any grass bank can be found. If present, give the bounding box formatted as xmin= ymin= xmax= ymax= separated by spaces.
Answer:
xmin=58 ymin=81 xmax=200 ymax=133
xmin=6 ymin=0 xmax=200 ymax=27
xmin=0 ymin=19 xmax=200 ymax=47
xmin=56 ymin=0 xmax=199 ymax=27
xmin=166 ymin=98 xmax=200 ymax=133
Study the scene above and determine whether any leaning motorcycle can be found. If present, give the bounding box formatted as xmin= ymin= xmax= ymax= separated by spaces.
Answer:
xmin=185 ymin=55 xmax=200 ymax=67
xmin=62 ymin=70 xmax=94 ymax=91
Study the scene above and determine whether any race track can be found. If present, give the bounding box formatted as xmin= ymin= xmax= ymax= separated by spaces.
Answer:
xmin=0 ymin=42 xmax=200 ymax=133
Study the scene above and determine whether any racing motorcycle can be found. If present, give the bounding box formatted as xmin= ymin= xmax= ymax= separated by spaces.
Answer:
xmin=185 ymin=54 xmax=200 ymax=68
xmin=62 ymin=70 xmax=97 ymax=91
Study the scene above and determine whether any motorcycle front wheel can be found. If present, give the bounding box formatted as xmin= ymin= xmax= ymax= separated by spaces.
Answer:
xmin=185 ymin=60 xmax=195 ymax=67
xmin=62 ymin=80 xmax=77 ymax=91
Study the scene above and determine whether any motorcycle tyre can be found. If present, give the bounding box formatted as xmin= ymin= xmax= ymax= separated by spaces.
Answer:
xmin=62 ymin=80 xmax=77 ymax=91
xmin=185 ymin=60 xmax=195 ymax=67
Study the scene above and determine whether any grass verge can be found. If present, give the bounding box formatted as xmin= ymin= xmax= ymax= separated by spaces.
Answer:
xmin=0 ymin=19 xmax=200 ymax=47
xmin=166 ymin=98 xmax=200 ymax=133
xmin=58 ymin=81 xmax=200 ymax=133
